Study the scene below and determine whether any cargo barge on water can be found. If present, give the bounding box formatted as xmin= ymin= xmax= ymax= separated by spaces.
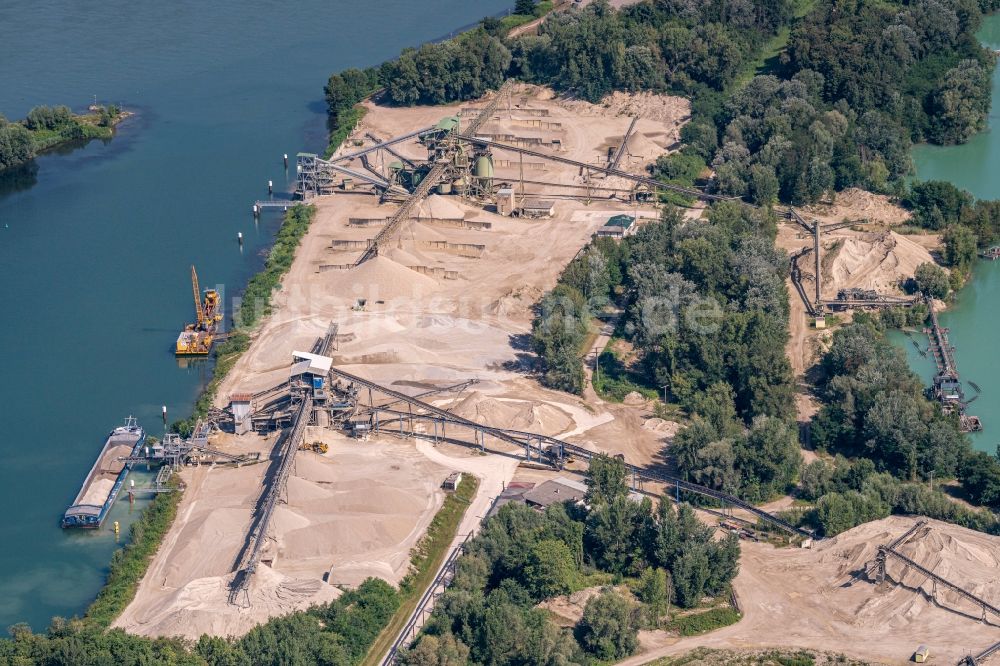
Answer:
xmin=61 ymin=417 xmax=145 ymax=529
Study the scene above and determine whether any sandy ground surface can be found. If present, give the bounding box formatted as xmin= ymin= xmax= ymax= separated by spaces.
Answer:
xmin=115 ymin=432 xmax=450 ymax=638
xmin=802 ymin=188 xmax=912 ymax=227
xmin=620 ymin=517 xmax=1000 ymax=666
xmin=118 ymin=85 xmax=688 ymax=638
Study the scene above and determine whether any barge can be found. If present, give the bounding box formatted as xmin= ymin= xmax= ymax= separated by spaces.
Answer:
xmin=62 ymin=417 xmax=145 ymax=529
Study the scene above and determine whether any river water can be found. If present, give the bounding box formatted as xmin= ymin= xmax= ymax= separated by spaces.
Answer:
xmin=901 ymin=14 xmax=1000 ymax=456
xmin=0 ymin=0 xmax=509 ymax=630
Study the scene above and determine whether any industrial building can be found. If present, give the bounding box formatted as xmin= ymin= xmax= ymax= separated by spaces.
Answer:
xmin=595 ymin=214 xmax=637 ymax=239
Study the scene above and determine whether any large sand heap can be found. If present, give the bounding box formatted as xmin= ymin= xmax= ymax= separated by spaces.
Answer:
xmin=624 ymin=131 xmax=665 ymax=160
xmin=806 ymin=188 xmax=912 ymax=227
xmin=625 ymin=516 xmax=1000 ymax=666
xmin=326 ymin=255 xmax=439 ymax=301
xmin=115 ymin=437 xmax=449 ymax=639
xmin=823 ymin=231 xmax=934 ymax=294
xmin=450 ymin=391 xmax=574 ymax=435
xmin=414 ymin=194 xmax=466 ymax=221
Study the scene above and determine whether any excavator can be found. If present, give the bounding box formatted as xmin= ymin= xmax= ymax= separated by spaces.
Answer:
xmin=175 ymin=265 xmax=223 ymax=356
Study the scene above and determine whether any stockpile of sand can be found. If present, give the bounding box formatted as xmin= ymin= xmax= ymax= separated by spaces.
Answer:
xmin=79 ymin=478 xmax=114 ymax=507
xmin=624 ymin=131 xmax=666 ymax=161
xmin=642 ymin=417 xmax=681 ymax=439
xmin=450 ymin=391 xmax=574 ymax=435
xmin=414 ymin=194 xmax=466 ymax=221
xmin=816 ymin=520 xmax=1000 ymax=623
xmin=326 ymin=256 xmax=439 ymax=300
xmin=823 ymin=231 xmax=934 ymax=294
xmin=638 ymin=516 xmax=1000 ymax=665
xmin=566 ymin=90 xmax=691 ymax=126
xmin=122 ymin=566 xmax=342 ymax=639
xmin=489 ymin=284 xmax=543 ymax=317
xmin=807 ymin=188 xmax=912 ymax=226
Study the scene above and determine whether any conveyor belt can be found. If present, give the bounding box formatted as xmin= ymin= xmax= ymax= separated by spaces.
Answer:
xmin=609 ymin=116 xmax=638 ymax=169
xmin=229 ymin=396 xmax=312 ymax=605
xmin=333 ymin=366 xmax=815 ymax=539
xmin=879 ymin=544 xmax=1000 ymax=620
xmin=456 ymin=134 xmax=735 ymax=202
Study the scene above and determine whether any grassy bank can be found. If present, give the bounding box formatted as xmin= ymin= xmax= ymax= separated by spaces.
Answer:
xmin=82 ymin=479 xmax=182 ymax=628
xmin=360 ymin=474 xmax=480 ymax=666
xmin=324 ymin=105 xmax=368 ymax=158
xmin=667 ymin=606 xmax=742 ymax=637
xmin=173 ymin=203 xmax=316 ymax=435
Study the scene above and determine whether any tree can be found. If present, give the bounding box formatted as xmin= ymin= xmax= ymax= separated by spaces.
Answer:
xmin=585 ymin=454 xmax=629 ymax=506
xmin=907 ymin=181 xmax=973 ymax=230
xmin=671 ymin=544 xmax=710 ymax=607
xmin=634 ymin=567 xmax=671 ymax=626
xmin=748 ymin=164 xmax=779 ymax=205
xmin=943 ymin=224 xmax=977 ymax=271
xmin=960 ymin=450 xmax=1000 ymax=509
xmin=928 ymin=59 xmax=992 ymax=144
xmin=913 ymin=262 xmax=950 ymax=299
xmin=523 ymin=539 xmax=576 ymax=600
xmin=514 ymin=0 xmax=538 ymax=15
xmin=398 ymin=633 xmax=471 ymax=666
xmin=577 ymin=589 xmax=639 ymax=660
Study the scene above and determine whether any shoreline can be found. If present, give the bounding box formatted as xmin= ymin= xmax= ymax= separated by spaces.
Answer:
xmin=114 ymin=81 xmax=685 ymax=638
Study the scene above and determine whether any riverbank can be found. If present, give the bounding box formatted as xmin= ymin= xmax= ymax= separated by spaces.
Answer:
xmin=114 ymin=82 xmax=682 ymax=638
xmin=0 ymin=0 xmax=513 ymax=633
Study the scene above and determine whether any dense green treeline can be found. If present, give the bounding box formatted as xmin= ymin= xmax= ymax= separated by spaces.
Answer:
xmin=398 ymin=455 xmax=740 ymax=666
xmin=900 ymin=178 xmax=1000 ymax=295
xmin=710 ymin=0 xmax=999 ymax=203
xmin=0 ymin=104 xmax=120 ymax=171
xmin=324 ymin=0 xmax=998 ymax=207
xmin=0 ymin=578 xmax=400 ymax=666
xmin=532 ymin=203 xmax=800 ymax=503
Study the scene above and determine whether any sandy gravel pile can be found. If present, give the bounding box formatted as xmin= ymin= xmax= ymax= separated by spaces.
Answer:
xmin=594 ymin=90 xmax=691 ymax=125
xmin=622 ymin=516 xmax=1000 ymax=666
xmin=414 ymin=194 xmax=466 ymax=221
xmin=489 ymin=284 xmax=543 ymax=316
xmin=806 ymin=188 xmax=911 ymax=226
xmin=625 ymin=131 xmax=666 ymax=158
xmin=823 ymin=231 xmax=934 ymax=294
xmin=80 ymin=478 xmax=115 ymax=506
xmin=451 ymin=391 xmax=574 ymax=435
xmin=326 ymin=256 xmax=440 ymax=301
xmin=817 ymin=519 xmax=1000 ymax=624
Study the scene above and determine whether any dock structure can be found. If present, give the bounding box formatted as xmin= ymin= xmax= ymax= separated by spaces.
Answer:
xmin=923 ymin=297 xmax=982 ymax=431
xmin=980 ymin=246 xmax=1000 ymax=261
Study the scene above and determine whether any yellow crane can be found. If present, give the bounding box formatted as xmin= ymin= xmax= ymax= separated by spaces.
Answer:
xmin=191 ymin=265 xmax=204 ymax=327
xmin=176 ymin=265 xmax=222 ymax=356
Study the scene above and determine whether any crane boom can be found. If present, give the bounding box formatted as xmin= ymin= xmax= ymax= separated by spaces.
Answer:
xmin=191 ymin=265 xmax=204 ymax=326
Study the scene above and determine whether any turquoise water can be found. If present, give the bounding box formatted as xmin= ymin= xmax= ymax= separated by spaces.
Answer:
xmin=905 ymin=13 xmax=1000 ymax=455
xmin=0 ymin=0 xmax=509 ymax=630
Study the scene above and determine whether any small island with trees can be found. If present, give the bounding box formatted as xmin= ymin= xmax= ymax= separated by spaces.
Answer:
xmin=0 ymin=103 xmax=129 ymax=173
